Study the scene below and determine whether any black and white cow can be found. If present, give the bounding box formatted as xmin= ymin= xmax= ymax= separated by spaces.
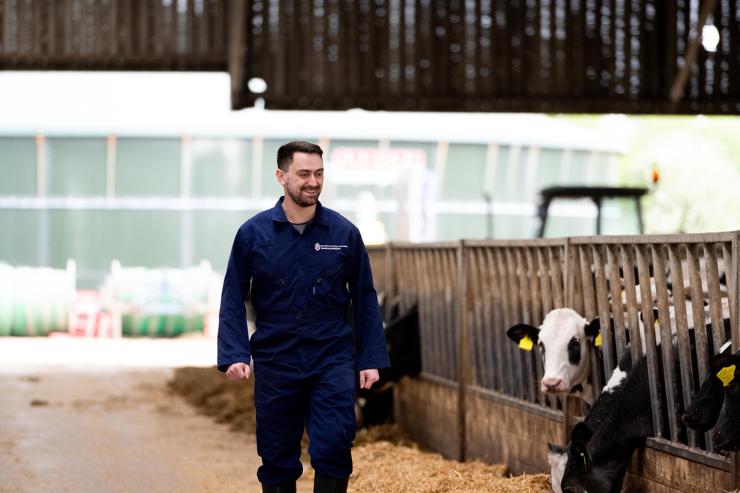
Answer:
xmin=356 ymin=304 xmax=421 ymax=427
xmin=506 ymin=298 xmax=721 ymax=406
xmin=659 ymin=314 xmax=733 ymax=435
xmin=682 ymin=348 xmax=740 ymax=451
xmin=709 ymin=352 xmax=740 ymax=451
xmin=507 ymin=308 xmax=604 ymax=404
xmin=552 ymin=328 xmax=731 ymax=492
xmin=640 ymin=299 xmax=728 ymax=349
xmin=556 ymin=353 xmax=653 ymax=493
xmin=546 ymin=351 xmax=635 ymax=493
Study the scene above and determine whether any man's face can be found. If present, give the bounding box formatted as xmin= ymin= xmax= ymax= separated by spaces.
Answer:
xmin=277 ymin=152 xmax=324 ymax=207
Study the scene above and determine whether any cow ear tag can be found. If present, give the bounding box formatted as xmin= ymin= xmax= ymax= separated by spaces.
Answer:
xmin=519 ymin=336 xmax=534 ymax=351
xmin=717 ymin=365 xmax=736 ymax=387
xmin=594 ymin=332 xmax=603 ymax=347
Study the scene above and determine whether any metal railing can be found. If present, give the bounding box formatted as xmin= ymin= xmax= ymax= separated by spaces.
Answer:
xmin=370 ymin=230 xmax=740 ymax=481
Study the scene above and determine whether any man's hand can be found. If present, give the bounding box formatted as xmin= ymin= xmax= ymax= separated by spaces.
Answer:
xmin=226 ymin=362 xmax=251 ymax=381
xmin=359 ymin=369 xmax=379 ymax=390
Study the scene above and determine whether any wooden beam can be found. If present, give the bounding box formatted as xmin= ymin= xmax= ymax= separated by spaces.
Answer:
xmin=669 ymin=0 xmax=719 ymax=103
xmin=228 ymin=0 xmax=249 ymax=109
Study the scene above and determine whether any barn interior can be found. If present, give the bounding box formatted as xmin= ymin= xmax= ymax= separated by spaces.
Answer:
xmin=1 ymin=1 xmax=740 ymax=492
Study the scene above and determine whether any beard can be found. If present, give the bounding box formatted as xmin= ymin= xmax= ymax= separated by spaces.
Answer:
xmin=286 ymin=184 xmax=321 ymax=207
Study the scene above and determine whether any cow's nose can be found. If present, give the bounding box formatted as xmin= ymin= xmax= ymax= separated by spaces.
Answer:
xmin=543 ymin=377 xmax=563 ymax=390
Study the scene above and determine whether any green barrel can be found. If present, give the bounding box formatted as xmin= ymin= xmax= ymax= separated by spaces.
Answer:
xmin=104 ymin=261 xmax=214 ymax=338
xmin=0 ymin=263 xmax=72 ymax=336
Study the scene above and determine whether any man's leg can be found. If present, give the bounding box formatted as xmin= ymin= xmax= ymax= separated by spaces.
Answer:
xmin=306 ymin=361 xmax=356 ymax=493
xmin=254 ymin=362 xmax=307 ymax=489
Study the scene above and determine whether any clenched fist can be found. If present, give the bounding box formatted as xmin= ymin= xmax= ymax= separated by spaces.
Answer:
xmin=226 ymin=362 xmax=251 ymax=381
xmin=359 ymin=369 xmax=379 ymax=389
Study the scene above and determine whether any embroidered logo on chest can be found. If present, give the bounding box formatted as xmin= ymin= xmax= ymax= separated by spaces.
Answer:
xmin=314 ymin=243 xmax=348 ymax=251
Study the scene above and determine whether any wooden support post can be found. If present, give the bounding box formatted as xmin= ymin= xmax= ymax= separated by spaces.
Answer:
xmin=669 ymin=0 xmax=718 ymax=104
xmin=562 ymin=238 xmax=575 ymax=441
xmin=228 ymin=0 xmax=250 ymax=109
xmin=456 ymin=241 xmax=469 ymax=462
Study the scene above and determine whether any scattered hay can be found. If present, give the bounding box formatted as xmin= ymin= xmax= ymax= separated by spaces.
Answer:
xmin=350 ymin=441 xmax=550 ymax=493
xmin=168 ymin=366 xmax=256 ymax=434
xmin=169 ymin=368 xmax=551 ymax=493
xmin=169 ymin=369 xmax=408 ymax=447
xmin=354 ymin=423 xmax=414 ymax=447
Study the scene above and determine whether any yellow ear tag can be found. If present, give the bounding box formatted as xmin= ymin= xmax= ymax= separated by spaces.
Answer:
xmin=654 ymin=320 xmax=660 ymax=330
xmin=717 ymin=365 xmax=736 ymax=387
xmin=594 ymin=332 xmax=603 ymax=347
xmin=519 ymin=336 xmax=534 ymax=351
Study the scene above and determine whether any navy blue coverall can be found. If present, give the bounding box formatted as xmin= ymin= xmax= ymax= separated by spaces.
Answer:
xmin=217 ymin=197 xmax=390 ymax=485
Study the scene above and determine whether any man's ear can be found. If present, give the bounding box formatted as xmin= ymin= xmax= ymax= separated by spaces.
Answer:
xmin=275 ymin=168 xmax=286 ymax=186
xmin=506 ymin=324 xmax=540 ymax=345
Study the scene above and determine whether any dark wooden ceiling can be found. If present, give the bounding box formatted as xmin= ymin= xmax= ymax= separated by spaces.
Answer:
xmin=1 ymin=0 xmax=738 ymax=114
xmin=0 ymin=0 xmax=230 ymax=70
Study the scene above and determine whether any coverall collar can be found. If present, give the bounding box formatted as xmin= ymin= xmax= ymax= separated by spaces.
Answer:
xmin=271 ymin=196 xmax=329 ymax=227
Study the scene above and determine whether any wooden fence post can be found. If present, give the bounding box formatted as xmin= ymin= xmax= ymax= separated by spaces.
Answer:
xmin=456 ymin=241 xmax=469 ymax=461
xmin=562 ymin=237 xmax=575 ymax=444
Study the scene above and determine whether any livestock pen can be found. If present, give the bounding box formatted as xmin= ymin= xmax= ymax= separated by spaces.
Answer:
xmin=367 ymin=231 xmax=740 ymax=492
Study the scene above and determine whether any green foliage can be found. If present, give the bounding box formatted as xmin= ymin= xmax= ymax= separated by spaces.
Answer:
xmin=557 ymin=115 xmax=740 ymax=234
xmin=622 ymin=116 xmax=740 ymax=233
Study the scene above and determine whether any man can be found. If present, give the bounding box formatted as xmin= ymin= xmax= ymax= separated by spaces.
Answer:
xmin=217 ymin=141 xmax=390 ymax=493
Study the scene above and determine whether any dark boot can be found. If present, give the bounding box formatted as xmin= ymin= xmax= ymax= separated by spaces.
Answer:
xmin=261 ymin=481 xmax=296 ymax=493
xmin=313 ymin=473 xmax=349 ymax=493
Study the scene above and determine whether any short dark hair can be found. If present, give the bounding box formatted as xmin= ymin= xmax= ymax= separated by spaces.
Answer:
xmin=277 ymin=141 xmax=323 ymax=171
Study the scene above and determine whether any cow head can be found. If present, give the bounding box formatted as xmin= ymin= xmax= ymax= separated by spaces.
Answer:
xmin=681 ymin=354 xmax=731 ymax=431
xmin=384 ymin=304 xmax=421 ymax=381
xmin=507 ymin=308 xmax=602 ymax=396
xmin=560 ymin=423 xmax=629 ymax=493
xmin=710 ymin=353 xmax=740 ymax=451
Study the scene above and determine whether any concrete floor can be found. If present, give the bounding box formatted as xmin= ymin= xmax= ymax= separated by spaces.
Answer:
xmin=0 ymin=337 xmax=266 ymax=493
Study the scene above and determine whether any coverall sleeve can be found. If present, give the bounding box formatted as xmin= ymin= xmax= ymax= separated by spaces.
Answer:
xmin=348 ymin=230 xmax=391 ymax=371
xmin=217 ymin=227 xmax=253 ymax=372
